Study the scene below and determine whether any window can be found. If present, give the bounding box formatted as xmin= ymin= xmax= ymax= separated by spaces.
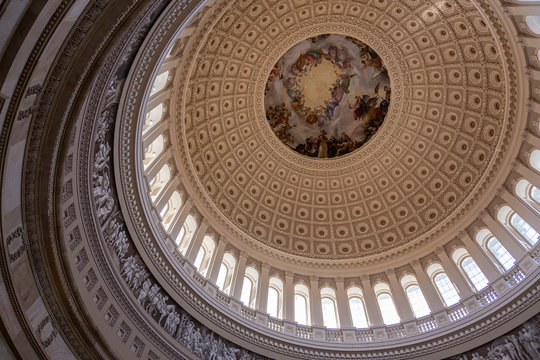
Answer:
xmin=193 ymin=236 xmax=215 ymax=277
xmin=434 ymin=276 xmax=460 ymax=306
xmin=176 ymin=215 xmax=197 ymax=255
xmin=267 ymin=277 xmax=283 ymax=319
xmin=143 ymin=135 xmax=165 ymax=169
xmin=515 ymin=179 xmax=540 ymax=213
xmin=215 ymin=253 xmax=236 ymax=294
xmin=498 ymin=205 xmax=539 ymax=247
xmin=160 ymin=191 xmax=182 ymax=231
xmin=150 ymin=71 xmax=169 ymax=96
xmin=240 ymin=266 xmax=259 ymax=308
xmin=148 ymin=164 xmax=171 ymax=201
xmin=294 ymin=284 xmax=310 ymax=326
xmin=143 ymin=103 xmax=164 ymax=133
xmin=526 ymin=16 xmax=540 ymax=35
xmin=347 ymin=286 xmax=368 ymax=328
xmin=510 ymin=213 xmax=539 ymax=246
xmin=401 ymin=275 xmax=430 ymax=318
xmin=475 ymin=228 xmax=515 ymax=271
xmin=427 ymin=263 xmax=460 ymax=306
xmin=374 ymin=283 xmax=400 ymax=325
xmin=452 ymin=249 xmax=489 ymax=291
xmin=486 ymin=237 xmax=515 ymax=270
xmin=461 ymin=257 xmax=489 ymax=291
xmin=530 ymin=149 xmax=540 ymax=172
xmin=320 ymin=287 xmax=339 ymax=328
xmin=434 ymin=273 xmax=460 ymax=306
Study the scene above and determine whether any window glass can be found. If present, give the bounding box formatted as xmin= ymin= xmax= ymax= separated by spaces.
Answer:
xmin=405 ymin=285 xmax=430 ymax=318
xmin=267 ymin=287 xmax=279 ymax=318
xmin=321 ymin=297 xmax=338 ymax=328
xmin=510 ymin=213 xmax=539 ymax=245
xmin=461 ymin=257 xmax=489 ymax=291
xmin=434 ymin=273 xmax=460 ymax=306
xmin=376 ymin=293 xmax=400 ymax=325
xmin=240 ymin=277 xmax=253 ymax=306
xmin=486 ymin=237 xmax=515 ymax=270
xmin=295 ymin=294 xmax=308 ymax=325
xmin=349 ymin=297 xmax=368 ymax=328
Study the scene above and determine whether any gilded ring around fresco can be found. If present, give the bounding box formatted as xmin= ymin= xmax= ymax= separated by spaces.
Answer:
xmin=264 ymin=34 xmax=391 ymax=159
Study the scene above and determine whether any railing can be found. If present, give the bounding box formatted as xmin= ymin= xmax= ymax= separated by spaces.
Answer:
xmin=417 ymin=316 xmax=438 ymax=333
xmin=355 ymin=329 xmax=374 ymax=342
xmin=170 ymin=238 xmax=538 ymax=344
xmin=505 ymin=266 xmax=526 ymax=287
xmin=447 ymin=303 xmax=469 ymax=322
xmin=533 ymin=247 xmax=540 ymax=264
xmin=240 ymin=306 xmax=257 ymax=321
xmin=268 ymin=317 xmax=284 ymax=332
xmin=386 ymin=324 xmax=406 ymax=339
xmin=296 ymin=325 xmax=313 ymax=339
xmin=476 ymin=287 xmax=498 ymax=306
xmin=325 ymin=329 xmax=344 ymax=342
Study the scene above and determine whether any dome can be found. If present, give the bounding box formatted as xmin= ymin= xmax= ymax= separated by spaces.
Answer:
xmin=0 ymin=1 xmax=539 ymax=359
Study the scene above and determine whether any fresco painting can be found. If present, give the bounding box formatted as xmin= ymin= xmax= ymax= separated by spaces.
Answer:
xmin=264 ymin=34 xmax=391 ymax=158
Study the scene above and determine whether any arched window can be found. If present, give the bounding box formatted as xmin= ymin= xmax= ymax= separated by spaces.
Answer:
xmin=475 ymin=228 xmax=515 ymax=271
xmin=143 ymin=135 xmax=165 ymax=169
xmin=374 ymin=283 xmax=400 ymax=325
xmin=267 ymin=277 xmax=284 ymax=319
xmin=160 ymin=191 xmax=182 ymax=231
xmin=526 ymin=16 xmax=540 ymax=35
xmin=215 ymin=253 xmax=236 ymax=295
xmin=143 ymin=103 xmax=164 ymax=133
xmin=530 ymin=149 xmax=540 ymax=172
xmin=400 ymin=275 xmax=430 ymax=318
xmin=320 ymin=287 xmax=339 ymax=328
xmin=294 ymin=284 xmax=310 ymax=326
xmin=487 ymin=237 xmax=515 ymax=270
xmin=176 ymin=215 xmax=197 ymax=255
xmin=240 ymin=266 xmax=259 ymax=308
xmin=148 ymin=164 xmax=171 ymax=201
xmin=452 ymin=249 xmax=488 ymax=291
xmin=150 ymin=71 xmax=169 ymax=96
xmin=347 ymin=286 xmax=368 ymax=328
xmin=498 ymin=205 xmax=540 ymax=246
xmin=515 ymin=178 xmax=540 ymax=214
xmin=427 ymin=263 xmax=460 ymax=307
xmin=193 ymin=236 xmax=215 ymax=277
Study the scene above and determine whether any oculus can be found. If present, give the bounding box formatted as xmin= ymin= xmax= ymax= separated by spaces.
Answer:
xmin=264 ymin=34 xmax=391 ymax=158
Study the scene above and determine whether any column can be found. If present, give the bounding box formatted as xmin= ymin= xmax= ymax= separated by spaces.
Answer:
xmin=481 ymin=212 xmax=528 ymax=259
xmin=142 ymin=119 xmax=168 ymax=148
xmin=385 ymin=270 xmax=415 ymax=322
xmin=309 ymin=276 xmax=323 ymax=327
xmin=515 ymin=161 xmax=540 ymax=189
xmin=434 ymin=247 xmax=473 ymax=298
xmin=459 ymin=232 xmax=501 ymax=281
xmin=256 ymin=264 xmax=271 ymax=312
xmin=360 ymin=275 xmax=383 ymax=326
xmin=283 ymin=272 xmax=295 ymax=322
xmin=335 ymin=278 xmax=353 ymax=328
xmin=231 ymin=252 xmax=248 ymax=300
xmin=500 ymin=188 xmax=540 ymax=235
xmin=410 ymin=260 xmax=445 ymax=311
xmin=208 ymin=238 xmax=228 ymax=283
xmin=147 ymin=88 xmax=171 ymax=110
xmin=186 ymin=220 xmax=209 ymax=263
xmin=154 ymin=178 xmax=180 ymax=213
xmin=145 ymin=148 xmax=172 ymax=181
xmin=169 ymin=199 xmax=193 ymax=242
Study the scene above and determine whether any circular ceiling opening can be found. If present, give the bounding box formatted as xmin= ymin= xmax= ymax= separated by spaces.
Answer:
xmin=264 ymin=34 xmax=390 ymax=159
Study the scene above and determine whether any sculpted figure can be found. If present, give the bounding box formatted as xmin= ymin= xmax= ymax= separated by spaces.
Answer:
xmin=137 ymin=278 xmax=152 ymax=306
xmin=509 ymin=334 xmax=531 ymax=360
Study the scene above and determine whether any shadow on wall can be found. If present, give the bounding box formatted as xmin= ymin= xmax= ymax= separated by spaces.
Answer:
xmin=446 ymin=313 xmax=540 ymax=360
